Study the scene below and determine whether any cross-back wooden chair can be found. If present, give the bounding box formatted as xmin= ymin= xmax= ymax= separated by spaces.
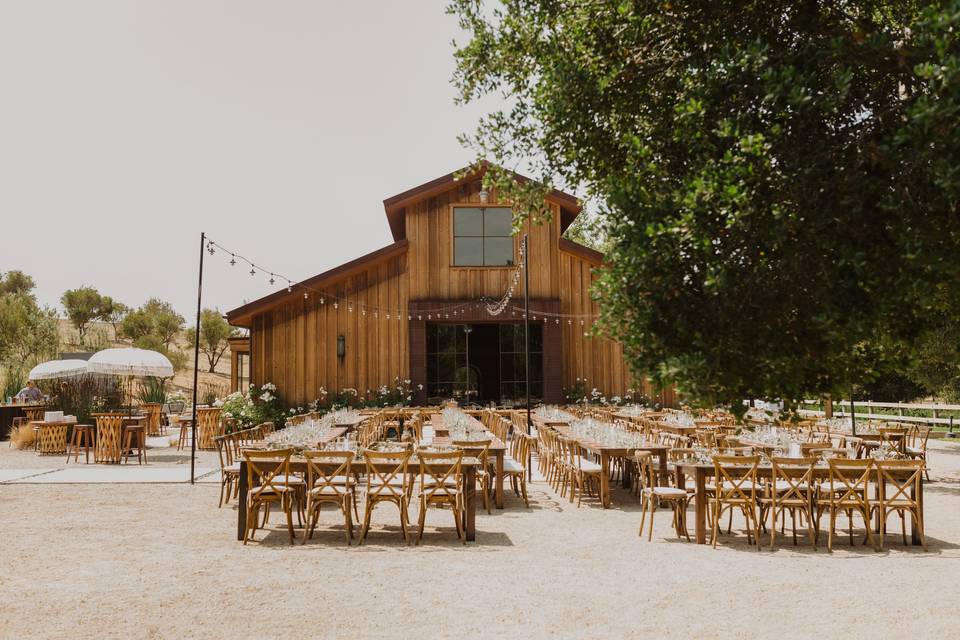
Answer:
xmin=416 ymin=449 xmax=465 ymax=544
xmin=879 ymin=427 xmax=909 ymax=455
xmin=711 ymin=455 xmax=762 ymax=549
xmin=241 ymin=448 xmax=296 ymax=545
xmin=820 ymin=459 xmax=877 ymax=552
xmin=761 ymin=456 xmax=817 ymax=549
xmin=558 ymin=436 xmax=602 ymax=507
xmin=905 ymin=427 xmax=931 ymax=480
xmin=453 ymin=439 xmax=493 ymax=514
xmin=875 ymin=459 xmax=926 ymax=550
xmin=637 ymin=451 xmax=690 ymax=542
xmin=503 ymin=432 xmax=532 ymax=507
xmin=214 ymin=433 xmax=240 ymax=508
xmin=302 ymin=450 xmax=356 ymax=545
xmin=359 ymin=448 xmax=412 ymax=544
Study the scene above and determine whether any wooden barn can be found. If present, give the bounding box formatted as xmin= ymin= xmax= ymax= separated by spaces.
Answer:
xmin=225 ymin=167 xmax=673 ymax=407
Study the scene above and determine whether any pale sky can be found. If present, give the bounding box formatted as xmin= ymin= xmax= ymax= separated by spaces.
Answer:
xmin=1 ymin=1 xmax=503 ymax=319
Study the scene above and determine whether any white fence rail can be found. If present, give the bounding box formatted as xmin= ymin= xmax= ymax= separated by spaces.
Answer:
xmin=800 ymin=399 xmax=960 ymax=428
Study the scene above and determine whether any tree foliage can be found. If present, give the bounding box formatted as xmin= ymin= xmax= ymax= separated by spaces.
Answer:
xmin=0 ymin=271 xmax=59 ymax=367
xmin=185 ymin=308 xmax=237 ymax=373
xmin=450 ymin=0 xmax=960 ymax=407
xmin=120 ymin=298 xmax=184 ymax=349
xmin=60 ymin=286 xmax=109 ymax=344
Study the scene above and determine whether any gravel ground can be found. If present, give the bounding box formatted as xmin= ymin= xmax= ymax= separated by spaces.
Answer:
xmin=1 ymin=440 xmax=958 ymax=639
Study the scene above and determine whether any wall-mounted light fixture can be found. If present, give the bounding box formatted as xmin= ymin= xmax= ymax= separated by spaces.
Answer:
xmin=337 ymin=335 xmax=346 ymax=363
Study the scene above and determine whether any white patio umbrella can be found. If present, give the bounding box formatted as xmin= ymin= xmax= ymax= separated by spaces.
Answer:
xmin=87 ymin=348 xmax=174 ymax=378
xmin=88 ymin=348 xmax=174 ymax=414
xmin=28 ymin=359 xmax=90 ymax=380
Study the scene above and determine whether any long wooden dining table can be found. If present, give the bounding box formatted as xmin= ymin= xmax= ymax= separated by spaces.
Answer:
xmin=553 ymin=425 xmax=669 ymax=508
xmin=428 ymin=413 xmax=508 ymax=509
xmin=236 ymin=454 xmax=480 ymax=541
xmin=675 ymin=462 xmax=925 ymax=545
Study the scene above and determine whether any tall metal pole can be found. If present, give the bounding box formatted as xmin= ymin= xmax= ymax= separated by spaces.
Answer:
xmin=190 ymin=232 xmax=205 ymax=485
xmin=522 ymin=234 xmax=532 ymax=484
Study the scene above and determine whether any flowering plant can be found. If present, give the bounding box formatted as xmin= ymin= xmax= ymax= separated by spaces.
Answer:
xmin=217 ymin=381 xmax=286 ymax=430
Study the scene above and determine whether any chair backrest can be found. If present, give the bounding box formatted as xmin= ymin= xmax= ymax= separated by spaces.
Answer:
xmin=696 ymin=429 xmax=718 ymax=447
xmin=875 ymin=459 xmax=924 ymax=506
xmin=418 ymin=449 xmax=464 ymax=501
xmin=828 ymin=458 xmax=874 ymax=504
xmin=770 ymin=456 xmax=817 ymax=504
xmin=668 ymin=447 xmax=697 ymax=463
xmin=712 ymin=455 xmax=760 ymax=502
xmin=910 ymin=426 xmax=931 ymax=451
xmin=452 ymin=439 xmax=491 ymax=467
xmin=635 ymin=451 xmax=656 ymax=492
xmin=242 ymin=448 xmax=292 ymax=496
xmin=362 ymin=448 xmax=411 ymax=500
xmin=510 ymin=431 xmax=532 ymax=464
xmin=303 ymin=450 xmax=354 ymax=499
xmin=214 ymin=433 xmax=235 ymax=471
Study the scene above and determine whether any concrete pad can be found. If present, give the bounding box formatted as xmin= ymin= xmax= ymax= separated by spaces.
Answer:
xmin=7 ymin=466 xmax=215 ymax=484
xmin=0 ymin=469 xmax=58 ymax=483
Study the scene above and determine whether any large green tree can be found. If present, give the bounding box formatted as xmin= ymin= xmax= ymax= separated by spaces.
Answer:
xmin=450 ymin=0 xmax=960 ymax=408
xmin=0 ymin=271 xmax=59 ymax=366
xmin=61 ymin=286 xmax=108 ymax=344
xmin=185 ymin=309 xmax=237 ymax=373
xmin=120 ymin=298 xmax=184 ymax=349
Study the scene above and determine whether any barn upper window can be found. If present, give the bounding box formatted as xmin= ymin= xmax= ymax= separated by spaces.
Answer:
xmin=453 ymin=207 xmax=514 ymax=266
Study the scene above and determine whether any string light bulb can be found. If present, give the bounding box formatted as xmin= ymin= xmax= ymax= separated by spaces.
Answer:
xmin=250 ymin=268 xmax=256 ymax=276
xmin=304 ymin=292 xmax=308 ymax=300
xmin=230 ymin=255 xmax=236 ymax=266
xmin=269 ymin=274 xmax=275 ymax=285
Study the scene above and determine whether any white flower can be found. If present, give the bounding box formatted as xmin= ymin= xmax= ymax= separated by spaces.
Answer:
xmin=259 ymin=391 xmax=274 ymax=402
xmin=417 ymin=384 xmax=423 ymax=391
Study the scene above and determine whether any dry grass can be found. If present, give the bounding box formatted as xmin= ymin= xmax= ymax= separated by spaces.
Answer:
xmin=8 ymin=424 xmax=36 ymax=450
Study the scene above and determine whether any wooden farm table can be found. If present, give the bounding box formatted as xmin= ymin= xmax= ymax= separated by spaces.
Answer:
xmin=237 ymin=455 xmax=480 ymax=542
xmin=428 ymin=413 xmax=507 ymax=509
xmin=334 ymin=416 xmax=367 ymax=430
xmin=554 ymin=425 xmax=669 ymax=508
xmin=675 ymin=462 xmax=925 ymax=545
xmin=30 ymin=418 xmax=77 ymax=454
xmin=654 ymin=422 xmax=697 ymax=437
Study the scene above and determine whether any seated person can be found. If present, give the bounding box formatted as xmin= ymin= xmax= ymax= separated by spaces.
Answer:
xmin=15 ymin=380 xmax=44 ymax=403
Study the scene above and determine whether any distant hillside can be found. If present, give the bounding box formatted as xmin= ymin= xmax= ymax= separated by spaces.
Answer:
xmin=56 ymin=319 xmax=232 ymax=398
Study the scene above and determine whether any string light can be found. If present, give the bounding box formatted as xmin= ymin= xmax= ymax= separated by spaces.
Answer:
xmin=206 ymin=237 xmax=602 ymax=323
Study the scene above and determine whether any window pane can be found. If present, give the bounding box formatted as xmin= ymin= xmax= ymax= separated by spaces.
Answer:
xmin=530 ymin=324 xmax=543 ymax=352
xmin=484 ymin=237 xmax=514 ymax=266
xmin=454 ymin=208 xmax=483 ymax=236
xmin=437 ymin=325 xmax=456 ymax=354
xmin=499 ymin=324 xmax=513 ymax=352
xmin=484 ymin=208 xmax=513 ymax=236
xmin=454 ymin=237 xmax=483 ymax=266
xmin=500 ymin=353 xmax=514 ymax=380
xmin=427 ymin=355 xmax=437 ymax=382
xmin=427 ymin=324 xmax=439 ymax=352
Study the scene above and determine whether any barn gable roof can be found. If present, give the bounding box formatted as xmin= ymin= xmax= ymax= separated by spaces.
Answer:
xmin=382 ymin=165 xmax=582 ymax=241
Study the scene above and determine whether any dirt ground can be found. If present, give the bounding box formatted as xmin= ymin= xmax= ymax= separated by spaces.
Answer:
xmin=1 ymin=440 xmax=959 ymax=639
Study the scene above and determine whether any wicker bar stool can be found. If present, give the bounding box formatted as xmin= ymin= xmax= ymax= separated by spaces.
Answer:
xmin=122 ymin=423 xmax=148 ymax=465
xmin=66 ymin=424 xmax=95 ymax=463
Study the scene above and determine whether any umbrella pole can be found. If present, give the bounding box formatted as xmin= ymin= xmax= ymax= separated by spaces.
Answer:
xmin=190 ymin=232 xmax=206 ymax=485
